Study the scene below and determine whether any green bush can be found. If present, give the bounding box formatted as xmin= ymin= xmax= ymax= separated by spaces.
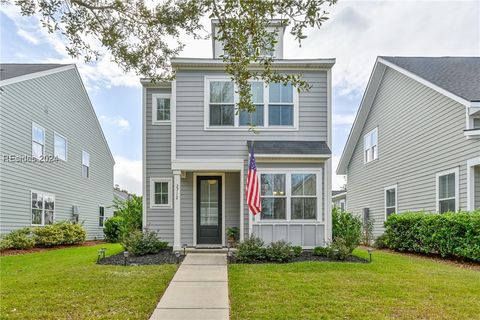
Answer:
xmin=112 ymin=195 xmax=142 ymax=235
xmin=235 ymin=236 xmax=266 ymax=263
xmin=121 ymin=230 xmax=168 ymax=256
xmin=384 ymin=211 xmax=480 ymax=261
xmin=265 ymin=241 xmax=296 ymax=263
xmin=33 ymin=225 xmax=64 ymax=247
xmin=332 ymin=207 xmax=362 ymax=254
xmin=104 ymin=216 xmax=125 ymax=243
xmin=374 ymin=234 xmax=388 ymax=249
xmin=291 ymin=246 xmax=303 ymax=257
xmin=313 ymin=238 xmax=351 ymax=261
xmin=0 ymin=228 xmax=35 ymax=250
xmin=57 ymin=222 xmax=86 ymax=244
xmin=312 ymin=246 xmax=330 ymax=257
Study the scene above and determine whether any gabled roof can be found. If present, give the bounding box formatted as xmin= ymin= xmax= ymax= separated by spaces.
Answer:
xmin=0 ymin=64 xmax=74 ymax=85
xmin=337 ymin=56 xmax=480 ymax=175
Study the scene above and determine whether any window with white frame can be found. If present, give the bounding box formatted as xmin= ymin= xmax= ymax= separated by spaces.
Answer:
xmin=32 ymin=123 xmax=45 ymax=158
xmin=54 ymin=133 xmax=67 ymax=161
xmin=239 ymin=82 xmax=264 ymax=126
xmin=209 ymin=81 xmax=235 ymax=126
xmin=437 ymin=169 xmax=458 ymax=213
xmin=82 ymin=151 xmax=90 ymax=178
xmin=268 ymin=83 xmax=294 ymax=126
xmin=31 ymin=191 xmax=54 ymax=225
xmin=99 ymin=206 xmax=105 ymax=227
xmin=152 ymin=94 xmax=171 ymax=123
xmin=339 ymin=199 xmax=346 ymax=211
xmin=385 ymin=185 xmax=397 ymax=219
xmin=364 ymin=128 xmax=378 ymax=163
xmin=259 ymin=171 xmax=321 ymax=221
xmin=474 ymin=118 xmax=480 ymax=129
xmin=150 ymin=178 xmax=172 ymax=208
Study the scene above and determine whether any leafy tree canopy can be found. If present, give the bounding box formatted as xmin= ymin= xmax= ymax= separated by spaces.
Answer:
xmin=4 ymin=0 xmax=337 ymax=114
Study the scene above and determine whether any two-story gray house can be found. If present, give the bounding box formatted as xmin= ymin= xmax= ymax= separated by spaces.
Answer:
xmin=337 ymin=57 xmax=480 ymax=236
xmin=0 ymin=64 xmax=115 ymax=239
xmin=142 ymin=21 xmax=334 ymax=249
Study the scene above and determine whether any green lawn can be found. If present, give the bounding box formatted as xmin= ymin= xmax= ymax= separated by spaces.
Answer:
xmin=0 ymin=244 xmax=177 ymax=319
xmin=229 ymin=250 xmax=480 ymax=320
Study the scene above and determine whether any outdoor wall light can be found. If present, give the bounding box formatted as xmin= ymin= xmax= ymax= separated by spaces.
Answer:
xmin=367 ymin=248 xmax=374 ymax=262
xmin=123 ymin=251 xmax=129 ymax=266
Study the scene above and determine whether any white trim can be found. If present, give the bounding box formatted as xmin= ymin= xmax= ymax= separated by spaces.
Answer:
xmin=30 ymin=189 xmax=55 ymax=226
xmin=53 ymin=132 xmax=68 ymax=161
xmin=384 ymin=184 xmax=398 ymax=221
xmin=0 ymin=65 xmax=75 ymax=87
xmin=149 ymin=177 xmax=173 ymax=209
xmin=192 ymin=173 xmax=226 ymax=247
xmin=435 ymin=167 xmax=460 ymax=213
xmin=255 ymin=153 xmax=331 ymax=159
xmin=142 ymin=86 xmax=147 ymax=229
xmin=240 ymin=165 xmax=245 ymax=241
xmin=171 ymin=58 xmax=336 ymax=69
xmin=326 ymin=68 xmax=332 ymax=242
xmin=152 ymin=93 xmax=172 ymax=125
xmin=173 ymin=172 xmax=181 ymax=250
xmin=171 ymin=159 xmax=243 ymax=171
xmin=331 ymin=192 xmax=347 ymax=202
xmin=171 ymin=80 xmax=177 ymax=160
xmin=467 ymin=157 xmax=480 ymax=211
xmin=31 ymin=122 xmax=45 ymax=159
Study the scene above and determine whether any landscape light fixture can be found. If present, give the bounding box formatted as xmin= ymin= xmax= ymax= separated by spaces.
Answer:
xmin=367 ymin=248 xmax=374 ymax=262
xmin=175 ymin=251 xmax=181 ymax=264
xmin=182 ymin=243 xmax=187 ymax=256
xmin=97 ymin=248 xmax=107 ymax=262
xmin=123 ymin=251 xmax=129 ymax=266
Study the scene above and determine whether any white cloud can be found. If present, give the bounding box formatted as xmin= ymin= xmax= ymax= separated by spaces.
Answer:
xmin=114 ymin=156 xmax=142 ymax=195
xmin=17 ymin=29 xmax=38 ymax=44
xmin=333 ymin=113 xmax=356 ymax=126
xmin=332 ymin=155 xmax=347 ymax=191
xmin=100 ymin=115 xmax=131 ymax=131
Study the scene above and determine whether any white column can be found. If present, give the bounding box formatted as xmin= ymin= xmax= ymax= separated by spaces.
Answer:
xmin=240 ymin=167 xmax=245 ymax=241
xmin=173 ymin=170 xmax=181 ymax=250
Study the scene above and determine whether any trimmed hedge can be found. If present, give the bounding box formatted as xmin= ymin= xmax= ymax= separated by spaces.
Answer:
xmin=384 ymin=211 xmax=480 ymax=261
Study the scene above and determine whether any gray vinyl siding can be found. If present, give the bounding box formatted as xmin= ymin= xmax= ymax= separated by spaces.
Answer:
xmin=174 ymin=69 xmax=328 ymax=159
xmin=180 ymin=172 xmax=193 ymax=245
xmin=346 ymin=67 xmax=480 ymax=236
xmin=144 ymin=87 xmax=174 ymax=244
xmin=475 ymin=166 xmax=480 ymax=210
xmin=0 ymin=68 xmax=114 ymax=239
xmin=225 ymin=172 xmax=240 ymax=243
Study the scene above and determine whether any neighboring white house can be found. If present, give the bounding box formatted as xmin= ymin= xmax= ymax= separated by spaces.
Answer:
xmin=0 ymin=64 xmax=115 ymax=239
xmin=142 ymin=20 xmax=335 ymax=249
xmin=332 ymin=190 xmax=346 ymax=211
xmin=337 ymin=57 xmax=480 ymax=236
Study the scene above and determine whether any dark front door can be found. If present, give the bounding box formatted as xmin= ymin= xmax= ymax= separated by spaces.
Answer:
xmin=197 ymin=176 xmax=222 ymax=245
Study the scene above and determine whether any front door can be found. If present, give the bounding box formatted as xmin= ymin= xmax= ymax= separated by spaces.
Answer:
xmin=197 ymin=176 xmax=222 ymax=245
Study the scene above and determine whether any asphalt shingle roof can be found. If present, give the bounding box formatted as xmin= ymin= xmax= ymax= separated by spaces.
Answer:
xmin=380 ymin=57 xmax=480 ymax=102
xmin=247 ymin=140 xmax=331 ymax=155
xmin=0 ymin=64 xmax=69 ymax=81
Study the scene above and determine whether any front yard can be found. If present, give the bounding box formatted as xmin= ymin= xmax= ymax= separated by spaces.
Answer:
xmin=0 ymin=244 xmax=177 ymax=319
xmin=229 ymin=250 xmax=480 ymax=320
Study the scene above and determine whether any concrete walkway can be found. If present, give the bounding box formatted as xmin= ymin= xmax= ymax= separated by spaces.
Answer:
xmin=150 ymin=253 xmax=229 ymax=320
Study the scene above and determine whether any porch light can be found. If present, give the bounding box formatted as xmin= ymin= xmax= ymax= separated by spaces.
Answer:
xmin=123 ymin=251 xmax=129 ymax=266
xmin=367 ymin=248 xmax=374 ymax=262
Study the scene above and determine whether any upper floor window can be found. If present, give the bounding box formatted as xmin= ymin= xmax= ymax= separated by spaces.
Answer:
xmin=32 ymin=122 xmax=45 ymax=158
xmin=150 ymin=177 xmax=172 ymax=208
xmin=152 ymin=94 xmax=171 ymax=124
xmin=269 ymin=83 xmax=294 ymax=126
xmin=99 ymin=206 xmax=105 ymax=227
xmin=54 ymin=133 xmax=67 ymax=161
xmin=364 ymin=128 xmax=378 ymax=163
xmin=31 ymin=191 xmax=54 ymax=226
xmin=436 ymin=168 xmax=459 ymax=213
xmin=384 ymin=185 xmax=397 ymax=220
xmin=239 ymin=82 xmax=264 ymax=126
xmin=209 ymin=81 xmax=235 ymax=126
xmin=82 ymin=151 xmax=90 ymax=178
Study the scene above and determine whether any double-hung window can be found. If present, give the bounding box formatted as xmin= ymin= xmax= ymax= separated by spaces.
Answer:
xmin=260 ymin=174 xmax=287 ymax=219
xmin=384 ymin=185 xmax=397 ymax=220
xmin=31 ymin=191 xmax=55 ymax=226
xmin=150 ymin=178 xmax=172 ymax=208
xmin=239 ymin=82 xmax=264 ymax=126
xmin=291 ymin=174 xmax=317 ymax=219
xmin=268 ymin=83 xmax=294 ymax=126
xmin=436 ymin=168 xmax=459 ymax=213
xmin=364 ymin=128 xmax=378 ymax=163
xmin=99 ymin=206 xmax=105 ymax=227
xmin=152 ymin=94 xmax=171 ymax=124
xmin=209 ymin=81 xmax=235 ymax=126
xmin=54 ymin=133 xmax=67 ymax=161
xmin=32 ymin=123 xmax=45 ymax=158
xmin=82 ymin=151 xmax=90 ymax=178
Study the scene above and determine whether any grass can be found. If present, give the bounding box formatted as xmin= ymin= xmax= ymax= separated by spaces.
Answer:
xmin=229 ymin=249 xmax=480 ymax=320
xmin=0 ymin=244 xmax=177 ymax=319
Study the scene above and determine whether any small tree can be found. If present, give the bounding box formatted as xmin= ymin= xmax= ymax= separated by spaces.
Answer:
xmin=111 ymin=195 xmax=142 ymax=238
xmin=332 ymin=207 xmax=362 ymax=254
xmin=362 ymin=217 xmax=375 ymax=246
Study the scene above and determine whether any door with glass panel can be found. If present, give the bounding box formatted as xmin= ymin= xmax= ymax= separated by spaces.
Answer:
xmin=197 ymin=176 xmax=222 ymax=245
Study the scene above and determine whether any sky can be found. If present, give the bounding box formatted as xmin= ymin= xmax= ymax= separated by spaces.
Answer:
xmin=1 ymin=0 xmax=479 ymax=195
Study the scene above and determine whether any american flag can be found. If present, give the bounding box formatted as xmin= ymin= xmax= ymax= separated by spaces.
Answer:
xmin=246 ymin=144 xmax=261 ymax=215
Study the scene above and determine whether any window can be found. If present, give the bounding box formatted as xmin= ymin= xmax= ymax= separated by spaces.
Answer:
xmin=209 ymin=81 xmax=235 ymax=126
xmin=384 ymin=185 xmax=397 ymax=220
xmin=32 ymin=123 xmax=45 ymax=158
xmin=291 ymin=174 xmax=317 ymax=219
xmin=150 ymin=178 xmax=172 ymax=208
xmin=31 ymin=191 xmax=54 ymax=225
xmin=259 ymin=171 xmax=321 ymax=221
xmin=437 ymin=168 xmax=459 ymax=213
xmin=260 ymin=174 xmax=286 ymax=219
xmin=474 ymin=118 xmax=480 ymax=129
xmin=268 ymin=83 xmax=294 ymax=126
xmin=54 ymin=133 xmax=67 ymax=161
xmin=364 ymin=128 xmax=378 ymax=163
xmin=152 ymin=94 xmax=171 ymax=124
xmin=239 ymin=82 xmax=264 ymax=126
xmin=82 ymin=151 xmax=90 ymax=178
xmin=99 ymin=206 xmax=105 ymax=227
xmin=339 ymin=199 xmax=346 ymax=211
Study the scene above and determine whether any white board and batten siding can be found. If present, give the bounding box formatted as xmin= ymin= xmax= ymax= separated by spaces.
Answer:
xmin=0 ymin=68 xmax=114 ymax=239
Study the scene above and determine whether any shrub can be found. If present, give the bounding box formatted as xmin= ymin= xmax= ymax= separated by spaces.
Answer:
xmin=33 ymin=225 xmax=64 ymax=247
xmin=291 ymin=246 xmax=303 ymax=257
xmin=104 ymin=216 xmax=125 ymax=243
xmin=265 ymin=241 xmax=295 ymax=263
xmin=112 ymin=195 xmax=142 ymax=235
xmin=332 ymin=207 xmax=362 ymax=254
xmin=313 ymin=246 xmax=330 ymax=257
xmin=57 ymin=222 xmax=86 ymax=244
xmin=328 ymin=238 xmax=351 ymax=260
xmin=362 ymin=217 xmax=375 ymax=246
xmin=384 ymin=211 xmax=480 ymax=261
xmin=0 ymin=228 xmax=35 ymax=250
xmin=374 ymin=234 xmax=388 ymax=249
xmin=235 ymin=236 xmax=266 ymax=263
xmin=121 ymin=230 xmax=168 ymax=256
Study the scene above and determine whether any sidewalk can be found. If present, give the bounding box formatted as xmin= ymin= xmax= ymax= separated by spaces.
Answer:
xmin=150 ymin=253 xmax=229 ymax=320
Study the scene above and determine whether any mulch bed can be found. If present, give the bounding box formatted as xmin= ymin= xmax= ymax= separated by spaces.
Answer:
xmin=230 ymin=250 xmax=369 ymax=264
xmin=97 ymin=248 xmax=184 ymax=265
xmin=0 ymin=241 xmax=105 ymax=257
